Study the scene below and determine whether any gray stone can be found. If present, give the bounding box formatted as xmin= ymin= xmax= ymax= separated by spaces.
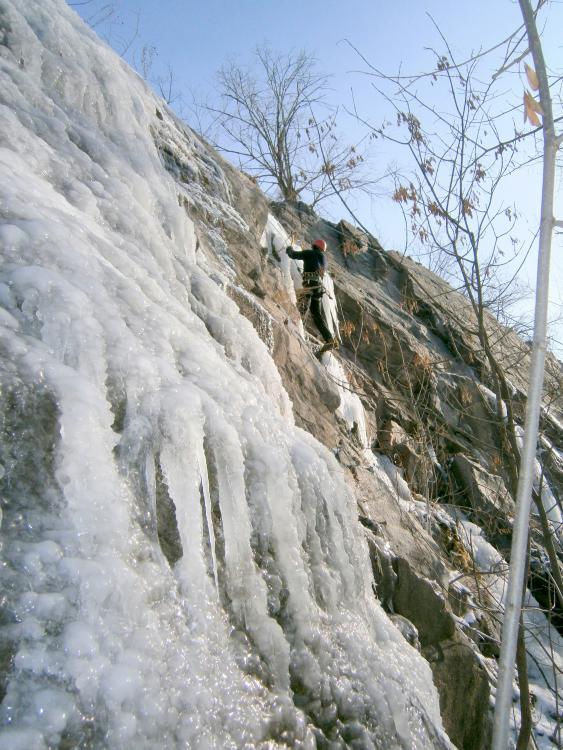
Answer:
xmin=451 ymin=454 xmax=514 ymax=533
xmin=428 ymin=638 xmax=492 ymax=750
xmin=155 ymin=458 xmax=183 ymax=567
xmin=393 ymin=557 xmax=456 ymax=647
xmin=336 ymin=219 xmax=369 ymax=254
xmin=364 ymin=529 xmax=397 ymax=612
xmin=272 ymin=323 xmax=341 ymax=446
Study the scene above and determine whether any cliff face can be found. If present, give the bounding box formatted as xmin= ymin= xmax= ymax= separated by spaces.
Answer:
xmin=188 ymin=167 xmax=563 ymax=749
xmin=249 ymin=200 xmax=563 ymax=748
xmin=152 ymin=92 xmax=563 ymax=747
xmin=1 ymin=2 xmax=562 ymax=750
xmin=254 ymin=201 xmax=563 ymax=749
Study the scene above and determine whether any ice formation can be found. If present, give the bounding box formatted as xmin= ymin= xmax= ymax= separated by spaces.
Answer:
xmin=515 ymin=427 xmax=563 ymax=543
xmin=261 ymin=214 xmax=299 ymax=303
xmin=0 ymin=2 xmax=454 ymax=748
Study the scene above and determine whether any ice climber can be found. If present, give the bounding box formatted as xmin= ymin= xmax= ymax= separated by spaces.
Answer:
xmin=286 ymin=239 xmax=338 ymax=353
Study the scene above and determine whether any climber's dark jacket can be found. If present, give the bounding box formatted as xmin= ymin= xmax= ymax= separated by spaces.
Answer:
xmin=286 ymin=245 xmax=333 ymax=343
xmin=286 ymin=246 xmax=327 ymax=275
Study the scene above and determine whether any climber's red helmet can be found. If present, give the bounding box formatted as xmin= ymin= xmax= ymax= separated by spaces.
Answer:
xmin=312 ymin=239 xmax=327 ymax=252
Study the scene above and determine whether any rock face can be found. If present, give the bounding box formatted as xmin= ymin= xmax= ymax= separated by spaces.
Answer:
xmin=157 ymin=157 xmax=563 ymax=746
xmin=219 ymin=199 xmax=563 ymax=748
xmin=430 ymin=638 xmax=492 ymax=750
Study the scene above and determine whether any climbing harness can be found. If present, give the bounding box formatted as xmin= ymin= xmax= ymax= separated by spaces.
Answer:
xmin=300 ymin=272 xmax=334 ymax=300
xmin=302 ymin=271 xmax=323 ymax=285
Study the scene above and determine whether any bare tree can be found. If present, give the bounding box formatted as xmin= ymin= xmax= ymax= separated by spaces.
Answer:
xmin=156 ymin=64 xmax=182 ymax=107
xmin=493 ymin=1 xmax=563 ymax=747
xmin=70 ymin=1 xmax=117 ymax=29
xmin=355 ymin=35 xmax=530 ymax=499
xmin=134 ymin=44 xmax=157 ymax=81
xmin=348 ymin=8 xmax=562 ymax=747
xmin=132 ymin=46 xmax=183 ymax=109
xmin=206 ymin=46 xmax=373 ymax=207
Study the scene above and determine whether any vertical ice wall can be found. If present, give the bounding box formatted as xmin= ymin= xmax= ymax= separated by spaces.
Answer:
xmin=0 ymin=2 xmax=453 ymax=748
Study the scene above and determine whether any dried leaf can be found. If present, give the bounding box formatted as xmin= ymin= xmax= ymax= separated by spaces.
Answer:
xmin=530 ymin=94 xmax=544 ymax=116
xmin=392 ymin=186 xmax=410 ymax=204
xmin=523 ymin=91 xmax=542 ymax=127
xmin=525 ymin=90 xmax=543 ymax=115
xmin=525 ymin=63 xmax=539 ymax=91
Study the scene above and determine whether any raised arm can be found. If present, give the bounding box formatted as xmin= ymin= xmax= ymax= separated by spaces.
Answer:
xmin=286 ymin=245 xmax=303 ymax=259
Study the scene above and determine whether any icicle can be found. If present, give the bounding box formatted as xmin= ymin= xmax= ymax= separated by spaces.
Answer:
xmin=197 ymin=448 xmax=219 ymax=591
xmin=203 ymin=403 xmax=292 ymax=691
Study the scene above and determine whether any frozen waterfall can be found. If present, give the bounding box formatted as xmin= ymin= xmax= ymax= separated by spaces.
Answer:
xmin=0 ymin=2 xmax=452 ymax=748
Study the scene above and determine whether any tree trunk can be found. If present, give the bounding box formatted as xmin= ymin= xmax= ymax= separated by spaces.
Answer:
xmin=492 ymin=1 xmax=560 ymax=747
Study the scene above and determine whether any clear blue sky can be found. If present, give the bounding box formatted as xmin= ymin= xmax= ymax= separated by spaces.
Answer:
xmin=73 ymin=0 xmax=562 ymax=352
xmin=77 ymin=1 xmax=532 ymax=113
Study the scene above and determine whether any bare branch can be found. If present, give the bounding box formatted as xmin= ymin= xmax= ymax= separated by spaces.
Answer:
xmin=492 ymin=47 xmax=530 ymax=80
xmin=196 ymin=46 xmax=375 ymax=206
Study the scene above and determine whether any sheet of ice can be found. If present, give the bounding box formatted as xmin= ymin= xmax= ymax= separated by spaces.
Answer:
xmin=0 ymin=2 xmax=453 ymax=748
xmin=261 ymin=213 xmax=299 ymax=300
xmin=320 ymin=272 xmax=339 ymax=341
xmin=477 ymin=383 xmax=508 ymax=421
xmin=324 ymin=356 xmax=369 ymax=447
xmin=515 ymin=428 xmax=563 ymax=543
xmin=534 ymin=469 xmax=563 ymax=543
xmin=376 ymin=454 xmax=414 ymax=505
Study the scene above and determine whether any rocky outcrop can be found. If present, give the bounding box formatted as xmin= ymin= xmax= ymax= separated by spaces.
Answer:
xmin=271 ymin=322 xmax=342 ymax=444
xmin=450 ymin=455 xmax=514 ymax=535
xmin=362 ymin=509 xmax=494 ymax=750
xmin=153 ymin=123 xmax=563 ymax=748
xmin=255 ymin=203 xmax=561 ymax=747
xmin=392 ymin=557 xmax=492 ymax=750
xmin=430 ymin=637 xmax=492 ymax=750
